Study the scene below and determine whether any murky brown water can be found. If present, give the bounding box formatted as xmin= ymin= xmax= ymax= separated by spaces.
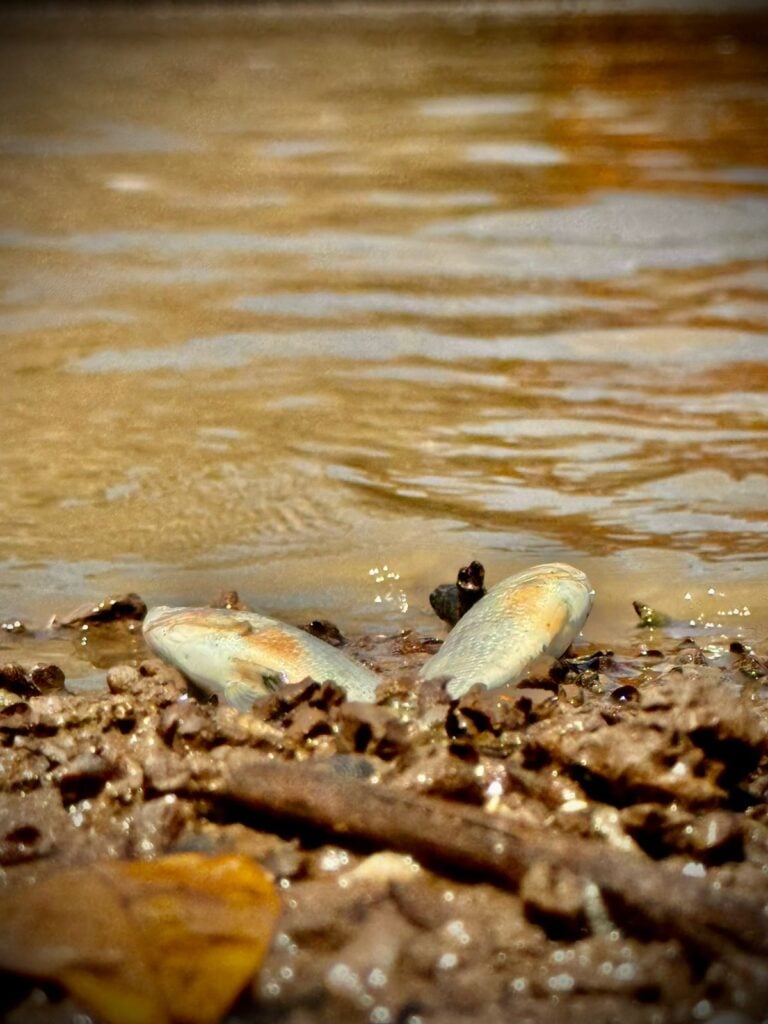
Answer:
xmin=2 ymin=3 xmax=767 ymax=677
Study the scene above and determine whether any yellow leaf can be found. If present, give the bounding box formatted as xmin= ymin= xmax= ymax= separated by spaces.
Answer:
xmin=0 ymin=854 xmax=281 ymax=1024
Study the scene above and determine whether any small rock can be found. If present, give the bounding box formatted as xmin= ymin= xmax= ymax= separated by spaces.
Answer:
xmin=107 ymin=664 xmax=141 ymax=695
xmin=430 ymin=561 xmax=486 ymax=627
xmin=54 ymin=592 xmax=147 ymax=628
xmin=29 ymin=664 xmax=65 ymax=693
xmin=301 ymin=619 xmax=347 ymax=647
xmin=612 ymin=684 xmax=640 ymax=703
xmin=0 ymin=664 xmax=40 ymax=697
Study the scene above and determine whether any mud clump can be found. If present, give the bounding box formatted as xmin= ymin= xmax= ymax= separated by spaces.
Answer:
xmin=0 ymin=633 xmax=767 ymax=1024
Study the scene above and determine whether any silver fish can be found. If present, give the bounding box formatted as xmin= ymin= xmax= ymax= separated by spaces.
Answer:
xmin=420 ymin=562 xmax=594 ymax=698
xmin=142 ymin=606 xmax=380 ymax=710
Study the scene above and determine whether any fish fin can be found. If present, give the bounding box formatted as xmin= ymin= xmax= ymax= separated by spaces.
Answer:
xmin=222 ymin=672 xmax=283 ymax=712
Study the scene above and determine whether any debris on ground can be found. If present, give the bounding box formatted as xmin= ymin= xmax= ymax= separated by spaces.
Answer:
xmin=1 ymin=587 xmax=767 ymax=1024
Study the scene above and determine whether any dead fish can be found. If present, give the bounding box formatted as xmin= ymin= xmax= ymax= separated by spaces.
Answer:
xmin=420 ymin=563 xmax=595 ymax=698
xmin=142 ymin=606 xmax=380 ymax=710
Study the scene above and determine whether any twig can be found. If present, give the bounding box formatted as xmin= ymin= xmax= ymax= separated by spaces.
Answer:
xmin=202 ymin=752 xmax=768 ymax=996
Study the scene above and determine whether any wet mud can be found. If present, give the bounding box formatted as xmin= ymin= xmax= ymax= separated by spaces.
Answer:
xmin=1 ymin=592 xmax=767 ymax=1024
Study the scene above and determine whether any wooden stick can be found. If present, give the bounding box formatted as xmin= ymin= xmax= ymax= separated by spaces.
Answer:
xmin=204 ymin=753 xmax=768 ymax=993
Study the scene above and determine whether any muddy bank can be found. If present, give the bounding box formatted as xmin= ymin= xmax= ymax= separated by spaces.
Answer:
xmin=0 ymin=599 xmax=767 ymax=1024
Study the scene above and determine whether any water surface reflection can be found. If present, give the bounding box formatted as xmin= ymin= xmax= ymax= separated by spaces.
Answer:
xmin=1 ymin=4 xmax=767 ymax=673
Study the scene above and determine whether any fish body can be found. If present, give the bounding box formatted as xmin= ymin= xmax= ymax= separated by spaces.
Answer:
xmin=142 ymin=606 xmax=380 ymax=710
xmin=420 ymin=563 xmax=594 ymax=698
xmin=143 ymin=562 xmax=593 ymax=710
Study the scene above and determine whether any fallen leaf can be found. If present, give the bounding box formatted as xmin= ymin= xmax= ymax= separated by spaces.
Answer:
xmin=0 ymin=853 xmax=281 ymax=1024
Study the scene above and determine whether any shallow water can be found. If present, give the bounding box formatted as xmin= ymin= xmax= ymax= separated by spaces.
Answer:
xmin=1 ymin=3 xmax=767 ymax=676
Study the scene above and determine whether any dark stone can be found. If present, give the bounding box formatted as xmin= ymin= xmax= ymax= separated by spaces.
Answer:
xmin=0 ymin=664 xmax=40 ymax=697
xmin=430 ymin=561 xmax=486 ymax=626
xmin=29 ymin=664 xmax=65 ymax=693
xmin=301 ymin=619 xmax=347 ymax=647
xmin=54 ymin=592 xmax=147 ymax=628
xmin=612 ymin=684 xmax=640 ymax=703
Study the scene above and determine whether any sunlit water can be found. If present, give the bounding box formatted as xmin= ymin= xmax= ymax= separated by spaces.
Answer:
xmin=1 ymin=3 xmax=767 ymax=677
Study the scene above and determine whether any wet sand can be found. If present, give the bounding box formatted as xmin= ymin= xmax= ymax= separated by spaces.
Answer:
xmin=1 ymin=598 xmax=767 ymax=1023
